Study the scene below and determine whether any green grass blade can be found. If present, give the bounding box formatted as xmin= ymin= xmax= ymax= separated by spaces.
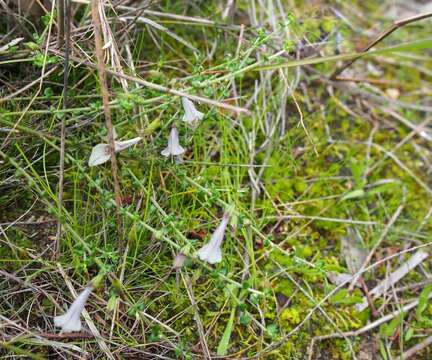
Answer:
xmin=216 ymin=307 xmax=236 ymax=356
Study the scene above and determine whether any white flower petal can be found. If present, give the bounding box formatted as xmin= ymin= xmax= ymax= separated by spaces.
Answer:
xmin=67 ymin=287 xmax=92 ymax=313
xmin=197 ymin=243 xmax=222 ymax=264
xmin=169 ymin=143 xmax=185 ymax=156
xmin=54 ymin=287 xmax=93 ymax=333
xmin=54 ymin=312 xmax=72 ymax=327
xmin=89 ymin=137 xmax=141 ymax=166
xmin=182 ymin=97 xmax=204 ymax=124
xmin=114 ymin=137 xmax=141 ymax=152
xmin=196 ymin=214 xmax=230 ymax=264
xmin=209 ymin=214 xmax=229 ymax=246
xmin=173 ymin=252 xmax=187 ymax=269
xmin=161 ymin=127 xmax=185 ymax=157
xmin=183 ymin=110 xmax=204 ymax=124
xmin=59 ymin=316 xmax=82 ymax=332
xmin=88 ymin=143 xmax=110 ymax=167
xmin=54 ymin=312 xmax=82 ymax=332
xmin=161 ymin=148 xmax=171 ymax=157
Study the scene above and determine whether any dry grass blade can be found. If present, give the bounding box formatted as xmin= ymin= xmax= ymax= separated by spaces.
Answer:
xmin=394 ymin=336 xmax=432 ymax=360
xmin=181 ymin=272 xmax=211 ymax=359
xmin=356 ymin=250 xmax=429 ymax=312
xmin=0 ymin=66 xmax=58 ymax=104
xmin=348 ymin=204 xmax=405 ymax=291
xmin=309 ymin=292 xmax=432 ymax=359
xmin=0 ymin=315 xmax=87 ymax=356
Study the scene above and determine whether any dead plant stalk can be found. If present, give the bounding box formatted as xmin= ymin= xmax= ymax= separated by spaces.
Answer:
xmin=331 ymin=11 xmax=432 ymax=79
xmin=55 ymin=0 xmax=71 ymax=257
xmin=90 ymin=0 xmax=123 ymax=239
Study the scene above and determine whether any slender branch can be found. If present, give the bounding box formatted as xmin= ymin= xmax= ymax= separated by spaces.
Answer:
xmin=395 ymin=336 xmax=432 ymax=360
xmin=358 ymin=276 xmax=378 ymax=317
xmin=57 ymin=0 xmax=65 ymax=48
xmin=55 ymin=0 xmax=71 ymax=257
xmin=330 ymin=11 xmax=432 ymax=79
xmin=48 ymin=48 xmax=251 ymax=115
xmin=91 ymin=0 xmax=123 ymax=239
xmin=0 ymin=333 xmax=94 ymax=341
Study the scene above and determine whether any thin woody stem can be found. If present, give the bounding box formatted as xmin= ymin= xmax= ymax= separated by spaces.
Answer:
xmin=91 ymin=0 xmax=123 ymax=240
xmin=330 ymin=11 xmax=432 ymax=79
xmin=57 ymin=0 xmax=65 ymax=48
xmin=55 ymin=0 xmax=71 ymax=257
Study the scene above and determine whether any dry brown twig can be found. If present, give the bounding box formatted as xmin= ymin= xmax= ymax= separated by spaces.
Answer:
xmin=394 ymin=335 xmax=432 ymax=360
xmin=0 ymin=314 xmax=87 ymax=356
xmin=331 ymin=11 xmax=432 ymax=79
xmin=57 ymin=0 xmax=65 ymax=47
xmin=55 ymin=0 xmax=71 ymax=257
xmin=0 ymin=66 xmax=58 ymax=104
xmin=91 ymin=0 xmax=123 ymax=241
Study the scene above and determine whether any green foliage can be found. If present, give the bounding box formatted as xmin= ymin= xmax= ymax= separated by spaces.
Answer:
xmin=380 ymin=313 xmax=405 ymax=338
xmin=329 ymin=289 xmax=363 ymax=305
xmin=1 ymin=1 xmax=431 ymax=358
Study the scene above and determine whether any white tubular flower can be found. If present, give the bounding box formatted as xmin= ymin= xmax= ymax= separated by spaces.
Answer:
xmin=182 ymin=97 xmax=204 ymax=125
xmin=88 ymin=137 xmax=141 ymax=167
xmin=114 ymin=137 xmax=141 ymax=151
xmin=54 ymin=286 xmax=93 ymax=333
xmin=173 ymin=252 xmax=187 ymax=269
xmin=89 ymin=144 xmax=111 ymax=167
xmin=197 ymin=213 xmax=230 ymax=264
xmin=161 ymin=126 xmax=185 ymax=157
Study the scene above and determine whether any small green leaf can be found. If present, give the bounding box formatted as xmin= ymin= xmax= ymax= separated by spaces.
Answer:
xmin=416 ymin=285 xmax=432 ymax=319
xmin=329 ymin=289 xmax=363 ymax=305
xmin=240 ymin=313 xmax=251 ymax=326
xmin=216 ymin=307 xmax=236 ymax=356
xmin=405 ymin=327 xmax=414 ymax=342
xmin=380 ymin=313 xmax=404 ymax=337
xmin=366 ymin=182 xmax=398 ymax=197
xmin=341 ymin=189 xmax=365 ymax=201
xmin=107 ymin=295 xmax=117 ymax=312
xmin=379 ymin=340 xmax=389 ymax=360
xmin=149 ymin=325 xmax=162 ymax=342
xmin=266 ymin=323 xmax=279 ymax=339
xmin=351 ymin=160 xmax=365 ymax=187
xmin=44 ymin=87 xmax=54 ymax=98
xmin=25 ymin=42 xmax=39 ymax=50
